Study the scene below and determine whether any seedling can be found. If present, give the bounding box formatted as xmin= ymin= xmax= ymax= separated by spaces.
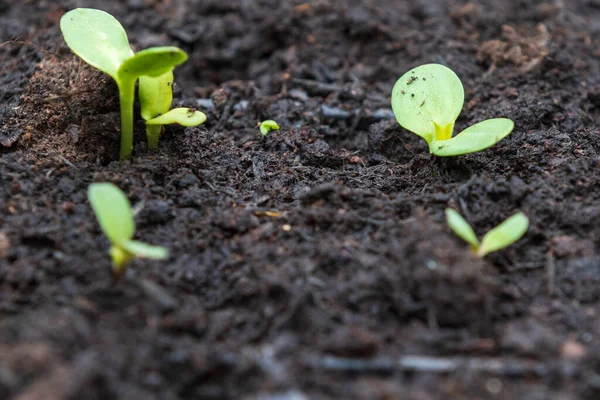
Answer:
xmin=259 ymin=120 xmax=280 ymax=136
xmin=445 ymin=208 xmax=528 ymax=257
xmin=88 ymin=182 xmax=168 ymax=277
xmin=60 ymin=8 xmax=188 ymax=160
xmin=391 ymin=64 xmax=514 ymax=156
xmin=139 ymin=72 xmax=206 ymax=148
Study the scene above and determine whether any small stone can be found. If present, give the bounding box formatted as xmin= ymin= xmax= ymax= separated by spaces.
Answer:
xmin=561 ymin=339 xmax=586 ymax=359
xmin=178 ymin=173 xmax=200 ymax=188
xmin=0 ymin=232 xmax=10 ymax=258
xmin=141 ymin=200 xmax=174 ymax=224
xmin=62 ymin=201 xmax=75 ymax=214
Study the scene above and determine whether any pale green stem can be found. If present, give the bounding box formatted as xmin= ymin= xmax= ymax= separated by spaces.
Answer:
xmin=118 ymin=78 xmax=135 ymax=161
xmin=110 ymin=245 xmax=133 ymax=278
xmin=146 ymin=124 xmax=163 ymax=149
xmin=433 ymin=121 xmax=455 ymax=141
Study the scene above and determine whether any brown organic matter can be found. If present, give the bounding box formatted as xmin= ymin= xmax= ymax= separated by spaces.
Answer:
xmin=2 ymin=0 xmax=600 ymax=399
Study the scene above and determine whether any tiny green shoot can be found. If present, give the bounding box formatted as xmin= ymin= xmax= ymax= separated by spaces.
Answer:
xmin=259 ymin=120 xmax=280 ymax=136
xmin=139 ymin=72 xmax=206 ymax=149
xmin=445 ymin=208 xmax=529 ymax=257
xmin=88 ymin=182 xmax=168 ymax=277
xmin=60 ymin=8 xmax=188 ymax=160
xmin=391 ymin=64 xmax=514 ymax=156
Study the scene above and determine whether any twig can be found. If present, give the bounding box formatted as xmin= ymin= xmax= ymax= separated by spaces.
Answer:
xmin=308 ymin=354 xmax=572 ymax=378
xmin=0 ymin=38 xmax=57 ymax=55
xmin=321 ymin=105 xmax=393 ymax=123
xmin=547 ymin=249 xmax=555 ymax=295
xmin=291 ymin=78 xmax=341 ymax=96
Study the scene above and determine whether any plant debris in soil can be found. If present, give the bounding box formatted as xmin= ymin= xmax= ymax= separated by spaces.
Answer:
xmin=2 ymin=0 xmax=600 ymax=399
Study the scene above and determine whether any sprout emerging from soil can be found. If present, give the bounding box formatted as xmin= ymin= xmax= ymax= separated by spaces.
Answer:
xmin=259 ymin=120 xmax=280 ymax=136
xmin=139 ymin=71 xmax=206 ymax=149
xmin=60 ymin=8 xmax=188 ymax=160
xmin=391 ymin=64 xmax=514 ymax=156
xmin=88 ymin=183 xmax=168 ymax=277
xmin=445 ymin=208 xmax=528 ymax=257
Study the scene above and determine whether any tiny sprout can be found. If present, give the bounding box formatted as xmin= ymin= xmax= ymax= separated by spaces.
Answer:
xmin=445 ymin=208 xmax=529 ymax=257
xmin=60 ymin=8 xmax=188 ymax=160
xmin=88 ymin=183 xmax=168 ymax=277
xmin=391 ymin=64 xmax=514 ymax=156
xmin=139 ymin=72 xmax=206 ymax=149
xmin=259 ymin=120 xmax=280 ymax=136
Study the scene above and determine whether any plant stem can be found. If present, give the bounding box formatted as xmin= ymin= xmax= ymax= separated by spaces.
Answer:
xmin=433 ymin=121 xmax=454 ymax=141
xmin=146 ymin=124 xmax=162 ymax=149
xmin=110 ymin=246 xmax=133 ymax=279
xmin=118 ymin=79 xmax=135 ymax=161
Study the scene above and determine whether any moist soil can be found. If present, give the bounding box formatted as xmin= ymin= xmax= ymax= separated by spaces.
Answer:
xmin=1 ymin=0 xmax=600 ymax=399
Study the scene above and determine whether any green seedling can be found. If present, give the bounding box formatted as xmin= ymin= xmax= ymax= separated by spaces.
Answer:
xmin=259 ymin=120 xmax=280 ymax=136
xmin=60 ymin=8 xmax=188 ymax=160
xmin=445 ymin=208 xmax=528 ymax=257
xmin=391 ymin=64 xmax=514 ymax=156
xmin=139 ymin=72 xmax=206 ymax=148
xmin=88 ymin=182 xmax=168 ymax=277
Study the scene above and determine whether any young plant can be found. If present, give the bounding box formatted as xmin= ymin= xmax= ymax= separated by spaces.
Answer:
xmin=445 ymin=208 xmax=528 ymax=257
xmin=60 ymin=8 xmax=188 ymax=160
xmin=259 ymin=120 xmax=280 ymax=136
xmin=88 ymin=182 xmax=168 ymax=277
xmin=391 ymin=64 xmax=514 ymax=156
xmin=139 ymin=72 xmax=206 ymax=149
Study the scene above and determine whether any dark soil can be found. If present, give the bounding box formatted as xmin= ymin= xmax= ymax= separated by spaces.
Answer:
xmin=2 ymin=0 xmax=600 ymax=398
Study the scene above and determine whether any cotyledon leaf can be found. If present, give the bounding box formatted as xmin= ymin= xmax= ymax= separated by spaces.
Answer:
xmin=445 ymin=208 xmax=480 ymax=248
xmin=430 ymin=118 xmax=514 ymax=157
xmin=391 ymin=64 xmax=464 ymax=144
xmin=121 ymin=240 xmax=169 ymax=259
xmin=118 ymin=46 xmax=187 ymax=81
xmin=259 ymin=120 xmax=280 ymax=135
xmin=88 ymin=183 xmax=135 ymax=244
xmin=139 ymin=71 xmax=174 ymax=121
xmin=146 ymin=108 xmax=207 ymax=126
xmin=478 ymin=212 xmax=529 ymax=257
xmin=60 ymin=8 xmax=134 ymax=80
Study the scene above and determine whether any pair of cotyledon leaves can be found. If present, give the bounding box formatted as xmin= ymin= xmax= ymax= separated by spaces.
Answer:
xmin=60 ymin=8 xmax=189 ymax=107
xmin=88 ymin=183 xmax=167 ymax=274
xmin=60 ymin=8 xmax=205 ymax=158
xmin=446 ymin=208 xmax=528 ymax=257
xmin=391 ymin=64 xmax=514 ymax=156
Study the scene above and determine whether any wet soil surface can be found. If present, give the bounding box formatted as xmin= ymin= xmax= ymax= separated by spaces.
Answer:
xmin=1 ymin=0 xmax=600 ymax=398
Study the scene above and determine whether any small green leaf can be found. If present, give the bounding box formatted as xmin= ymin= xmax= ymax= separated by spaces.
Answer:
xmin=259 ymin=120 xmax=280 ymax=136
xmin=391 ymin=64 xmax=464 ymax=144
xmin=60 ymin=8 xmax=134 ymax=80
xmin=478 ymin=212 xmax=529 ymax=257
xmin=146 ymin=108 xmax=207 ymax=126
xmin=430 ymin=118 xmax=514 ymax=157
xmin=118 ymin=46 xmax=187 ymax=81
xmin=88 ymin=183 xmax=135 ymax=244
xmin=445 ymin=208 xmax=480 ymax=248
xmin=122 ymin=240 xmax=169 ymax=259
xmin=139 ymin=71 xmax=173 ymax=121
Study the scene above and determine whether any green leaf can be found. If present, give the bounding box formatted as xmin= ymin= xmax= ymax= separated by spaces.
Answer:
xmin=88 ymin=183 xmax=135 ymax=244
xmin=139 ymin=71 xmax=173 ymax=121
xmin=118 ymin=46 xmax=187 ymax=81
xmin=430 ymin=118 xmax=514 ymax=157
xmin=60 ymin=8 xmax=134 ymax=80
xmin=478 ymin=212 xmax=529 ymax=257
xmin=445 ymin=208 xmax=479 ymax=248
xmin=259 ymin=120 xmax=280 ymax=135
xmin=146 ymin=108 xmax=207 ymax=126
xmin=121 ymin=240 xmax=169 ymax=259
xmin=391 ymin=64 xmax=464 ymax=144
